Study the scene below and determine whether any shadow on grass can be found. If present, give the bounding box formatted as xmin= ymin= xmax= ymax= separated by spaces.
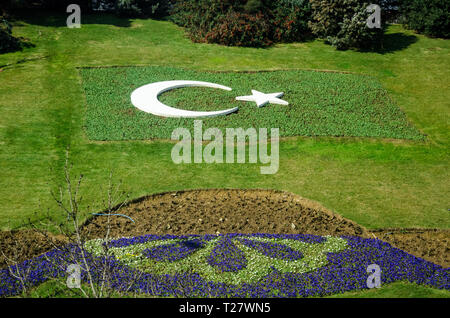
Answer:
xmin=380 ymin=32 xmax=418 ymax=53
xmin=359 ymin=32 xmax=418 ymax=54
xmin=0 ymin=54 xmax=46 ymax=70
xmin=0 ymin=36 xmax=35 ymax=56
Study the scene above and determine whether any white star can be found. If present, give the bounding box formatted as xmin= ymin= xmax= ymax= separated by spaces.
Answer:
xmin=235 ymin=90 xmax=289 ymax=108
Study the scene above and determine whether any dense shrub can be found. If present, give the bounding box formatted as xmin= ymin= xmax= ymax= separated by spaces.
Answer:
xmin=33 ymin=0 xmax=91 ymax=10
xmin=0 ymin=16 xmax=20 ymax=53
xmin=205 ymin=11 xmax=273 ymax=47
xmin=170 ymin=0 xmax=243 ymax=30
xmin=378 ymin=0 xmax=400 ymax=23
xmin=170 ymin=0 xmax=312 ymax=47
xmin=170 ymin=0 xmax=265 ymax=46
xmin=6 ymin=0 xmax=172 ymax=18
xmin=91 ymin=0 xmax=174 ymax=18
xmin=399 ymin=0 xmax=449 ymax=38
xmin=271 ymin=0 xmax=312 ymax=43
xmin=115 ymin=0 xmax=147 ymax=17
xmin=4 ymin=0 xmax=91 ymax=11
xmin=309 ymin=0 xmax=386 ymax=50
xmin=0 ymin=1 xmax=9 ymax=13
xmin=114 ymin=0 xmax=173 ymax=18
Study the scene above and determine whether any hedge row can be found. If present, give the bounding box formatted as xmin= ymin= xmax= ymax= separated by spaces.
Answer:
xmin=170 ymin=0 xmax=387 ymax=50
xmin=1 ymin=1 xmax=173 ymax=18
xmin=170 ymin=0 xmax=312 ymax=48
xmin=170 ymin=0 xmax=449 ymax=49
xmin=3 ymin=0 xmax=449 ymax=51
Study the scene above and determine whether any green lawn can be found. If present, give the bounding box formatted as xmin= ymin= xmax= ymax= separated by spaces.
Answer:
xmin=326 ymin=281 xmax=450 ymax=298
xmin=0 ymin=11 xmax=449 ymax=233
xmin=21 ymin=279 xmax=450 ymax=298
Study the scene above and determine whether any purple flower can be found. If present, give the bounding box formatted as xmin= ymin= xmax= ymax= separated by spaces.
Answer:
xmin=1 ymin=233 xmax=448 ymax=298
xmin=143 ymin=239 xmax=206 ymax=262
xmin=207 ymin=236 xmax=247 ymax=273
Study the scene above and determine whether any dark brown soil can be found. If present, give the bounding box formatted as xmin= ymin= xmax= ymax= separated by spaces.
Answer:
xmin=0 ymin=230 xmax=66 ymax=269
xmin=81 ymin=189 xmax=370 ymax=239
xmin=371 ymin=228 xmax=449 ymax=268
xmin=1 ymin=189 xmax=448 ymax=269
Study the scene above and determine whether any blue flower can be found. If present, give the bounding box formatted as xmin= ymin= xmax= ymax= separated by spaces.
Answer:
xmin=207 ymin=236 xmax=247 ymax=273
xmin=143 ymin=239 xmax=206 ymax=262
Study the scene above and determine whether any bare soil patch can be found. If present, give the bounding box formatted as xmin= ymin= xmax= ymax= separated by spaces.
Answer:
xmin=0 ymin=230 xmax=66 ymax=269
xmin=372 ymin=228 xmax=449 ymax=268
xmin=81 ymin=189 xmax=370 ymax=238
xmin=1 ymin=189 xmax=448 ymax=268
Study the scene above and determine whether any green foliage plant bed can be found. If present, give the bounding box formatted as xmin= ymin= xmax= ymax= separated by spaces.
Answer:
xmin=80 ymin=66 xmax=424 ymax=141
xmin=85 ymin=234 xmax=347 ymax=285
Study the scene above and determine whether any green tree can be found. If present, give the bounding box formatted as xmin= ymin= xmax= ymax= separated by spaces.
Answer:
xmin=114 ymin=0 xmax=173 ymax=18
xmin=309 ymin=0 xmax=386 ymax=50
xmin=399 ymin=0 xmax=449 ymax=38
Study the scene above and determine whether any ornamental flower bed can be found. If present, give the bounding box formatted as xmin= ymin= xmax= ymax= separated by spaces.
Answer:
xmin=0 ymin=234 xmax=448 ymax=297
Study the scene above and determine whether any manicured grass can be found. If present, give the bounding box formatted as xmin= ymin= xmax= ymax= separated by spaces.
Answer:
xmin=25 ymin=279 xmax=450 ymax=298
xmin=0 ymin=11 xmax=449 ymax=233
xmin=25 ymin=279 xmax=135 ymax=298
xmin=326 ymin=281 xmax=450 ymax=298
xmin=80 ymin=66 xmax=423 ymax=141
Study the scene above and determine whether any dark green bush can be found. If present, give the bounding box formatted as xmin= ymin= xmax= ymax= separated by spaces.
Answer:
xmin=170 ymin=0 xmax=249 ymax=44
xmin=170 ymin=0 xmax=242 ymax=29
xmin=399 ymin=0 xmax=449 ymax=38
xmin=170 ymin=0 xmax=312 ymax=47
xmin=309 ymin=0 xmax=386 ymax=50
xmin=5 ymin=0 xmax=91 ymax=11
xmin=35 ymin=0 xmax=91 ymax=10
xmin=7 ymin=0 xmax=173 ymax=18
xmin=271 ymin=0 xmax=312 ymax=43
xmin=379 ymin=0 xmax=400 ymax=23
xmin=114 ymin=0 xmax=173 ymax=18
xmin=114 ymin=0 xmax=143 ymax=17
xmin=0 ymin=16 xmax=20 ymax=53
xmin=205 ymin=11 xmax=273 ymax=47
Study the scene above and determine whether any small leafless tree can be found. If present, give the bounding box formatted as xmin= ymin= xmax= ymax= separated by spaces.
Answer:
xmin=27 ymin=150 xmax=143 ymax=298
xmin=0 ymin=242 xmax=33 ymax=297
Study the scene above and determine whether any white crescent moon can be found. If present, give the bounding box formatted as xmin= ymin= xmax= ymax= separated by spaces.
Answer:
xmin=130 ymin=80 xmax=239 ymax=118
